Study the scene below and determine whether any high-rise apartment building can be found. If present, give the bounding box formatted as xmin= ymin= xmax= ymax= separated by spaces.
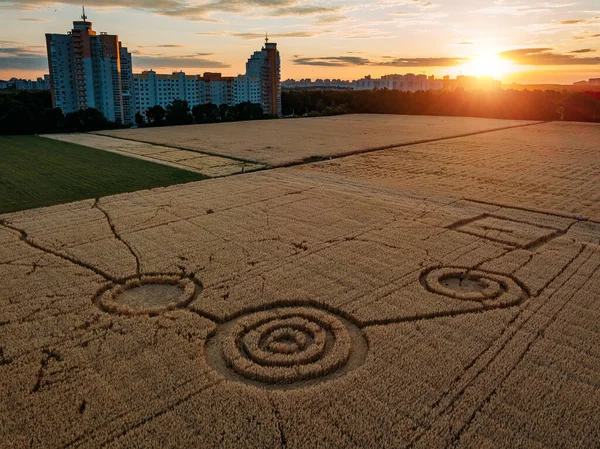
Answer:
xmin=133 ymin=71 xmax=232 ymax=115
xmin=133 ymin=38 xmax=281 ymax=117
xmin=45 ymin=9 xmax=134 ymax=124
xmin=243 ymin=38 xmax=281 ymax=116
xmin=201 ymin=72 xmax=235 ymax=106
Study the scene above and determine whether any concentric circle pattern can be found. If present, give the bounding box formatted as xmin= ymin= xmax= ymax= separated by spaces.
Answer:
xmin=96 ymin=275 xmax=197 ymax=316
xmin=422 ymin=267 xmax=526 ymax=306
xmin=206 ymin=305 xmax=367 ymax=388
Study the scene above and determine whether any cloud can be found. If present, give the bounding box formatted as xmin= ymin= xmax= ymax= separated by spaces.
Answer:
xmin=344 ymin=31 xmax=395 ymax=39
xmin=570 ymin=48 xmax=594 ymax=53
xmin=292 ymin=55 xmax=464 ymax=67
xmin=314 ymin=14 xmax=347 ymax=24
xmin=0 ymin=45 xmax=45 ymax=56
xmin=499 ymin=47 xmax=600 ymax=65
xmin=271 ymin=5 xmax=338 ymax=16
xmin=374 ymin=0 xmax=438 ymax=10
xmin=475 ymin=4 xmax=550 ymax=15
xmin=0 ymin=56 xmax=48 ymax=71
xmin=457 ymin=40 xmax=473 ymax=45
xmin=133 ymin=55 xmax=230 ymax=69
xmin=18 ymin=17 xmax=49 ymax=22
xmin=196 ymin=30 xmax=328 ymax=39
xmin=541 ymin=2 xmax=577 ymax=7
xmin=0 ymin=42 xmax=49 ymax=72
xmin=558 ymin=19 xmax=590 ymax=24
xmin=521 ymin=16 xmax=600 ymax=34
xmin=573 ymin=32 xmax=600 ymax=40
xmin=292 ymin=56 xmax=371 ymax=66
xmin=0 ymin=0 xmax=336 ymax=21
xmin=138 ymin=44 xmax=187 ymax=48
xmin=380 ymin=57 xmax=464 ymax=66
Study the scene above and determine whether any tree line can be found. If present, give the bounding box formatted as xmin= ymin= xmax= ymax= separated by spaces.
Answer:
xmin=0 ymin=91 xmax=108 ymax=135
xmin=139 ymin=100 xmax=268 ymax=127
xmin=0 ymin=92 xmax=271 ymax=135
xmin=282 ymin=88 xmax=600 ymax=122
xmin=2 ymin=88 xmax=599 ymax=136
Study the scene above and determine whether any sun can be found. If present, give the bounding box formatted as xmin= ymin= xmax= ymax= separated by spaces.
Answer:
xmin=459 ymin=53 xmax=516 ymax=80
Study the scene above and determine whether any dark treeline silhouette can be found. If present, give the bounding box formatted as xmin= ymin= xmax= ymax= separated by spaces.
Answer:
xmin=137 ymin=100 xmax=268 ymax=128
xmin=0 ymin=92 xmax=271 ymax=135
xmin=0 ymin=91 xmax=113 ymax=135
xmin=3 ymin=89 xmax=599 ymax=136
xmin=282 ymin=89 xmax=600 ymax=122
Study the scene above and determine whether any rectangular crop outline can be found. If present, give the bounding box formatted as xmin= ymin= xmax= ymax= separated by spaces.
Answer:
xmin=447 ymin=213 xmax=562 ymax=249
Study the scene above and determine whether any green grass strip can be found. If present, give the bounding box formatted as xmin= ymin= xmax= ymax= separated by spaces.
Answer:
xmin=0 ymin=135 xmax=207 ymax=214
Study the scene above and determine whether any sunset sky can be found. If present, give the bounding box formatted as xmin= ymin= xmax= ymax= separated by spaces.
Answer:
xmin=0 ymin=0 xmax=599 ymax=84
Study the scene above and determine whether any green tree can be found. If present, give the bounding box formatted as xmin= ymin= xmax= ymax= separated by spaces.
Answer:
xmin=146 ymin=105 xmax=166 ymax=126
xmin=0 ymin=101 xmax=34 ymax=135
xmin=230 ymin=102 xmax=265 ymax=121
xmin=192 ymin=103 xmax=220 ymax=123
xmin=64 ymin=108 xmax=109 ymax=132
xmin=38 ymin=107 xmax=65 ymax=134
xmin=135 ymin=112 xmax=146 ymax=127
xmin=166 ymin=100 xmax=193 ymax=125
xmin=218 ymin=103 xmax=229 ymax=121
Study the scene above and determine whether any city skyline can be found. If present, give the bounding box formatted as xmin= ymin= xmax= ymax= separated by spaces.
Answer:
xmin=1 ymin=1 xmax=599 ymax=84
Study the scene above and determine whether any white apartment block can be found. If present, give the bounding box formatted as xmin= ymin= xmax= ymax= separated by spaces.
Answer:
xmin=133 ymin=39 xmax=281 ymax=117
xmin=45 ymin=10 xmax=134 ymax=124
xmin=134 ymin=71 xmax=204 ymax=114
xmin=354 ymin=74 xmax=444 ymax=92
xmin=233 ymin=75 xmax=262 ymax=105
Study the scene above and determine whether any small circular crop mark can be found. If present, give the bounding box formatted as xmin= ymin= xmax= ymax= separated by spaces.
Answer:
xmin=206 ymin=305 xmax=368 ymax=389
xmin=421 ymin=267 xmax=527 ymax=306
xmin=96 ymin=275 xmax=198 ymax=316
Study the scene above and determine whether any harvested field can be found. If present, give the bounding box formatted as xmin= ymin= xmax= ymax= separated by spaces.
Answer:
xmin=97 ymin=114 xmax=538 ymax=166
xmin=301 ymin=121 xmax=600 ymax=220
xmin=1 ymin=119 xmax=600 ymax=448
xmin=44 ymin=133 xmax=265 ymax=177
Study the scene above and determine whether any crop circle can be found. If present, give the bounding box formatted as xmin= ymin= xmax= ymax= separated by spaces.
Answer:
xmin=422 ymin=267 xmax=526 ymax=305
xmin=206 ymin=305 xmax=368 ymax=389
xmin=96 ymin=275 xmax=198 ymax=316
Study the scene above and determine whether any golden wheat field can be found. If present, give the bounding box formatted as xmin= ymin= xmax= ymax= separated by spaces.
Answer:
xmin=302 ymin=121 xmax=600 ymax=221
xmin=43 ymin=133 xmax=265 ymax=177
xmin=98 ymin=114 xmax=538 ymax=166
xmin=2 ymin=117 xmax=600 ymax=448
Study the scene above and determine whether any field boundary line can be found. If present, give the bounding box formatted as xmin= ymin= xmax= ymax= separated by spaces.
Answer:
xmin=38 ymin=135 xmax=216 ymax=176
xmin=463 ymin=197 xmax=586 ymax=221
xmin=88 ymin=132 xmax=266 ymax=166
xmin=93 ymin=120 xmax=547 ymax=169
xmin=277 ymin=120 xmax=549 ymax=167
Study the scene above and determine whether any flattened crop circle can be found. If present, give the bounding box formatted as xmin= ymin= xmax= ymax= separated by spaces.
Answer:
xmin=96 ymin=275 xmax=198 ymax=316
xmin=206 ymin=305 xmax=368 ymax=389
xmin=422 ymin=267 xmax=526 ymax=306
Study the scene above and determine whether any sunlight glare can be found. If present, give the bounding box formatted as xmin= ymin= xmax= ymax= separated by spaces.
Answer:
xmin=459 ymin=53 xmax=516 ymax=80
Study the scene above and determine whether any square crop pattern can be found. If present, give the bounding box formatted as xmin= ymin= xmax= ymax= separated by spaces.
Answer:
xmin=451 ymin=215 xmax=560 ymax=249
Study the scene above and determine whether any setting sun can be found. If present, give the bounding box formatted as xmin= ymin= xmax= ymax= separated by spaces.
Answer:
xmin=458 ymin=53 xmax=517 ymax=80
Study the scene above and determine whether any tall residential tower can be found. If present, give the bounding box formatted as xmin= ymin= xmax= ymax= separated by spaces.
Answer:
xmin=45 ymin=8 xmax=134 ymax=124
xmin=244 ymin=36 xmax=281 ymax=116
